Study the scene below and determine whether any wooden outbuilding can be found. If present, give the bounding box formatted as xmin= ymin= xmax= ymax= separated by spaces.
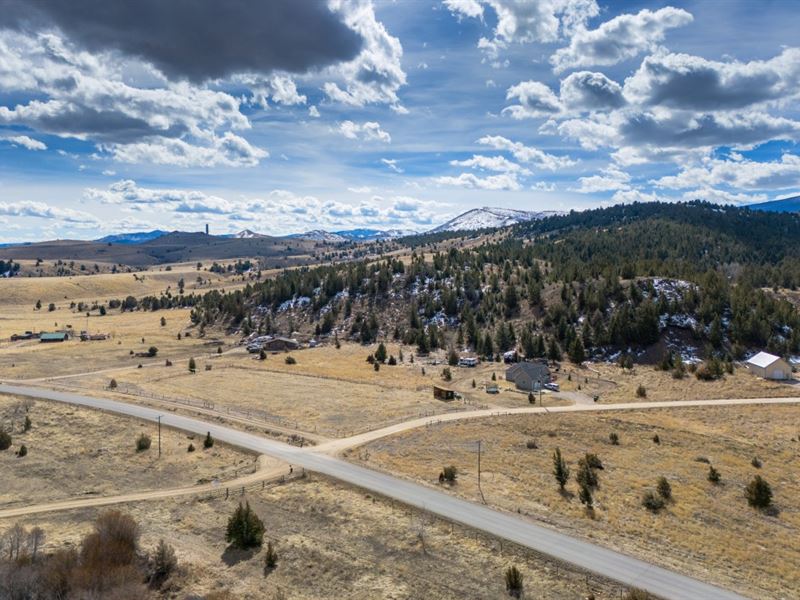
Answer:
xmin=433 ymin=385 xmax=455 ymax=401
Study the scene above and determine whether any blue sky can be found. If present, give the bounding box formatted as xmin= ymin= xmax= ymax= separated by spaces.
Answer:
xmin=0 ymin=0 xmax=799 ymax=242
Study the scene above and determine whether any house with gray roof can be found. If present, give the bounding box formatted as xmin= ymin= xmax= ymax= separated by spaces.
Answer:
xmin=505 ymin=362 xmax=551 ymax=391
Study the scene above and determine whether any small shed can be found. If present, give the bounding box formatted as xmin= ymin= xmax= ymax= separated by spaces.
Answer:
xmin=40 ymin=332 xmax=68 ymax=343
xmin=745 ymin=351 xmax=792 ymax=380
xmin=433 ymin=385 xmax=455 ymax=401
xmin=486 ymin=383 xmax=499 ymax=394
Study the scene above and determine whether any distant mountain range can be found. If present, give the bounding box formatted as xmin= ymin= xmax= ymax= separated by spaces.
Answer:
xmin=429 ymin=207 xmax=562 ymax=233
xmin=2 ymin=207 xmax=569 ymax=252
xmin=748 ymin=195 xmax=800 ymax=213
xmin=96 ymin=230 xmax=168 ymax=244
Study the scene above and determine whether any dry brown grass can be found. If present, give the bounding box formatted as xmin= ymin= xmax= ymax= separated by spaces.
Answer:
xmin=571 ymin=361 xmax=800 ymax=403
xmin=3 ymin=476 xmax=625 ymax=599
xmin=0 ymin=264 xmax=236 ymax=308
xmin=0 ymin=396 xmax=256 ymax=506
xmin=0 ymin=308 xmax=237 ymax=379
xmin=353 ymin=404 xmax=800 ymax=599
xmin=70 ymin=343 xmax=486 ymax=437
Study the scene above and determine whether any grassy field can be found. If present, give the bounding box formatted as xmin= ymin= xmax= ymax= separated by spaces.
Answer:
xmin=0 ymin=307 xmax=235 ymax=379
xmin=69 ymin=343 xmax=491 ymax=437
xmin=352 ymin=404 xmax=800 ymax=599
xmin=1 ymin=475 xmax=627 ymax=599
xmin=0 ymin=263 xmax=240 ymax=308
xmin=560 ymin=361 xmax=800 ymax=403
xmin=0 ymin=396 xmax=256 ymax=506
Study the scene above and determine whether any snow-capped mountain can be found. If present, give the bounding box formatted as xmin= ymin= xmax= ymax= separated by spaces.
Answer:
xmin=428 ymin=207 xmax=561 ymax=233
xmin=288 ymin=228 xmax=417 ymax=242
xmin=288 ymin=230 xmax=349 ymax=242
xmin=233 ymin=229 xmax=267 ymax=239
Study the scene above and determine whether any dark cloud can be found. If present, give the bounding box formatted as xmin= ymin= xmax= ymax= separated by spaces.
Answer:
xmin=2 ymin=0 xmax=363 ymax=81
xmin=624 ymin=50 xmax=800 ymax=111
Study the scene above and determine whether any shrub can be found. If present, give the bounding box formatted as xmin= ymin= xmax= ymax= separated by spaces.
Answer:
xmin=17 ymin=444 xmax=27 ymax=457
xmin=441 ymin=367 xmax=452 ymax=381
xmin=264 ymin=541 xmax=278 ymax=571
xmin=707 ymin=465 xmax=721 ymax=484
xmin=151 ymin=539 xmax=177 ymax=581
xmin=504 ymin=565 xmax=523 ymax=598
xmin=226 ymin=502 xmax=264 ymax=549
xmin=388 ymin=355 xmax=397 ymax=365
xmin=635 ymin=384 xmax=647 ymax=398
xmin=23 ymin=415 xmax=31 ymax=432
xmin=472 ymin=379 xmax=476 ymax=388
xmin=160 ymin=317 xmax=166 ymax=327
xmin=751 ymin=456 xmax=762 ymax=468
xmin=642 ymin=491 xmax=665 ymax=512
xmin=109 ymin=378 xmax=118 ymax=390
xmin=204 ymin=432 xmax=214 ymax=449
xmin=0 ymin=430 xmax=11 ymax=450
xmin=217 ymin=346 xmax=223 ymax=354
xmin=745 ymin=475 xmax=772 ymax=509
xmin=136 ymin=433 xmax=152 ymax=452
xmin=259 ymin=349 xmax=266 ymax=360
xmin=528 ymin=392 xmax=534 ymax=404
xmin=147 ymin=346 xmax=158 ymax=357
xmin=188 ymin=357 xmax=196 ymax=373
xmin=491 ymin=372 xmax=496 ymax=381
xmin=205 ymin=363 xmax=212 ymax=371
xmin=656 ymin=476 xmax=672 ymax=501
xmin=624 ymin=589 xmax=652 ymax=600
xmin=552 ymin=447 xmax=570 ymax=490
xmin=187 ymin=443 xmax=195 ymax=452
xmin=609 ymin=432 xmax=619 ymax=445
xmin=652 ymin=434 xmax=660 ymax=444
xmin=165 ymin=359 xmax=172 ymax=367
xmin=526 ymin=439 xmax=538 ymax=449
xmin=285 ymin=356 xmax=296 ymax=365
xmin=440 ymin=465 xmax=458 ymax=483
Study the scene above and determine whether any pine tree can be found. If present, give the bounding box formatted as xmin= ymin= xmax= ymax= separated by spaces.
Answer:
xmin=188 ymin=357 xmax=196 ymax=373
xmin=226 ymin=502 xmax=265 ymax=549
xmin=568 ymin=337 xmax=586 ymax=364
xmin=375 ymin=342 xmax=387 ymax=363
xmin=553 ymin=447 xmax=570 ymax=490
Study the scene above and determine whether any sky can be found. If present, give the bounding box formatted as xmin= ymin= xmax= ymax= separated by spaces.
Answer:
xmin=0 ymin=0 xmax=799 ymax=242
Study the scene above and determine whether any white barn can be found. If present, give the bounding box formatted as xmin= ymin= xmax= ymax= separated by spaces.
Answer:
xmin=745 ymin=352 xmax=792 ymax=380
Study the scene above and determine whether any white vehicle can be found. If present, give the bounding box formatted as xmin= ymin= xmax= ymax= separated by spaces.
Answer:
xmin=544 ymin=382 xmax=560 ymax=392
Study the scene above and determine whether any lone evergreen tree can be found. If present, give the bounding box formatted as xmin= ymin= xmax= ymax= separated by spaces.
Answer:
xmin=226 ymin=502 xmax=265 ymax=549
xmin=745 ymin=475 xmax=772 ymax=508
xmin=204 ymin=431 xmax=214 ymax=449
xmin=188 ymin=357 xmax=196 ymax=373
xmin=553 ymin=447 xmax=570 ymax=491
xmin=375 ymin=342 xmax=387 ymax=363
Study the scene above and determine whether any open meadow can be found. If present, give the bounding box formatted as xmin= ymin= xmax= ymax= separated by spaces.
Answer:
xmin=558 ymin=361 xmax=800 ymax=403
xmin=67 ymin=343 xmax=493 ymax=437
xmin=350 ymin=403 xmax=800 ymax=599
xmin=0 ymin=396 xmax=257 ymax=507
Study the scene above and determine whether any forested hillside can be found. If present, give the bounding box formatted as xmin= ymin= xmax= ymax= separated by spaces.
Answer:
xmin=132 ymin=202 xmax=800 ymax=364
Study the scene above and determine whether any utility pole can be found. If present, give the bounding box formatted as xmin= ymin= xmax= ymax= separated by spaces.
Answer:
xmin=157 ymin=415 xmax=162 ymax=458
xmin=477 ymin=440 xmax=486 ymax=504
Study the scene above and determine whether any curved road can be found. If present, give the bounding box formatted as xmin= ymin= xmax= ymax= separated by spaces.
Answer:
xmin=0 ymin=383 xmax=760 ymax=600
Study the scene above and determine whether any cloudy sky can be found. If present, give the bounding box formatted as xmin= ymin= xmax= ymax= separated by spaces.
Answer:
xmin=1 ymin=0 xmax=799 ymax=242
